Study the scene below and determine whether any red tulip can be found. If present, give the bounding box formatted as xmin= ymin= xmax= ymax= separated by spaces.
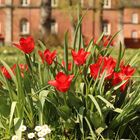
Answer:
xmin=48 ymin=72 xmax=74 ymax=92
xmin=90 ymin=56 xmax=116 ymax=79
xmin=38 ymin=49 xmax=56 ymax=65
xmin=62 ymin=61 xmax=72 ymax=71
xmin=13 ymin=36 xmax=35 ymax=54
xmin=38 ymin=50 xmax=45 ymax=64
xmin=112 ymin=65 xmax=135 ymax=91
xmin=12 ymin=64 xmax=28 ymax=78
xmin=44 ymin=49 xmax=56 ymax=65
xmin=1 ymin=66 xmax=12 ymax=79
xmin=18 ymin=64 xmax=28 ymax=72
xmin=71 ymin=48 xmax=90 ymax=66
xmin=103 ymin=36 xmax=114 ymax=47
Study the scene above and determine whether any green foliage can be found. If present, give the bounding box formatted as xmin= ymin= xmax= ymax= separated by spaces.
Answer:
xmin=0 ymin=16 xmax=140 ymax=140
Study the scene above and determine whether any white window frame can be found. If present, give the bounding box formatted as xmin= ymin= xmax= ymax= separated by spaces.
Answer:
xmin=21 ymin=0 xmax=30 ymax=6
xmin=131 ymin=31 xmax=138 ymax=39
xmin=103 ymin=0 xmax=111 ymax=9
xmin=132 ymin=13 xmax=138 ymax=24
xmin=51 ymin=21 xmax=58 ymax=34
xmin=103 ymin=22 xmax=111 ymax=35
xmin=20 ymin=19 xmax=30 ymax=35
xmin=51 ymin=0 xmax=58 ymax=8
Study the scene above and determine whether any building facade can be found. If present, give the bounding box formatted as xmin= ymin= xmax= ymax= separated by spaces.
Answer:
xmin=51 ymin=0 xmax=140 ymax=48
xmin=0 ymin=0 xmax=41 ymax=44
xmin=0 ymin=0 xmax=140 ymax=48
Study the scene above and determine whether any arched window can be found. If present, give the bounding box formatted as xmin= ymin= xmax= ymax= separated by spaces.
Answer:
xmin=20 ymin=19 xmax=30 ymax=35
xmin=51 ymin=0 xmax=58 ymax=7
xmin=21 ymin=0 xmax=30 ymax=6
xmin=51 ymin=20 xmax=58 ymax=34
xmin=132 ymin=13 xmax=138 ymax=24
xmin=103 ymin=0 xmax=111 ymax=9
xmin=103 ymin=21 xmax=111 ymax=35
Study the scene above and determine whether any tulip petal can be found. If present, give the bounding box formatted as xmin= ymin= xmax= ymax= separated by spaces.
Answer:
xmin=48 ymin=80 xmax=58 ymax=87
xmin=38 ymin=50 xmax=45 ymax=63
xmin=13 ymin=43 xmax=22 ymax=50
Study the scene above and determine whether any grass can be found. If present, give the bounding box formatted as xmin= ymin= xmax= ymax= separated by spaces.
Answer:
xmin=0 ymin=45 xmax=140 ymax=68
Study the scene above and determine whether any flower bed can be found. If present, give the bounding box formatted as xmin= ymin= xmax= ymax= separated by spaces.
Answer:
xmin=0 ymin=18 xmax=140 ymax=140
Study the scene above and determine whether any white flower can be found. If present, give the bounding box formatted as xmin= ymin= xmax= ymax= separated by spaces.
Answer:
xmin=37 ymin=131 xmax=45 ymax=138
xmin=19 ymin=125 xmax=27 ymax=132
xmin=35 ymin=125 xmax=42 ymax=132
xmin=28 ymin=133 xmax=35 ymax=139
xmin=42 ymin=124 xmax=51 ymax=134
xmin=38 ymin=138 xmax=45 ymax=140
xmin=46 ymin=127 xmax=51 ymax=134
xmin=41 ymin=124 xmax=49 ymax=130
xmin=40 ymin=129 xmax=48 ymax=136
xmin=11 ymin=135 xmax=18 ymax=140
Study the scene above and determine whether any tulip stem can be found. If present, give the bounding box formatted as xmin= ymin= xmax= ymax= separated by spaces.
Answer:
xmin=63 ymin=93 xmax=67 ymax=105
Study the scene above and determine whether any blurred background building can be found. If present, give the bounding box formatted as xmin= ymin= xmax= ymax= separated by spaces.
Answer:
xmin=0 ymin=0 xmax=140 ymax=48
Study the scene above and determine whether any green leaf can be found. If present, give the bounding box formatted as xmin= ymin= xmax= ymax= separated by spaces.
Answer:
xmin=58 ymin=105 xmax=71 ymax=121
xmin=1 ymin=60 xmax=17 ymax=85
xmin=96 ymin=95 xmax=114 ymax=109
xmin=115 ymin=42 xmax=125 ymax=72
xmin=9 ymin=101 xmax=17 ymax=130
xmin=85 ymin=117 xmax=97 ymax=139
xmin=96 ymin=32 xmax=104 ymax=44
xmin=97 ymin=71 xmax=107 ymax=95
xmin=68 ymin=92 xmax=82 ymax=109
xmin=112 ymin=79 xmax=128 ymax=91
xmin=39 ymin=90 xmax=49 ymax=110
xmin=106 ymin=31 xmax=120 ymax=49
xmin=114 ymin=108 xmax=123 ymax=114
xmin=38 ymin=40 xmax=46 ymax=50
xmin=72 ymin=10 xmax=87 ymax=50
xmin=88 ymin=95 xmax=103 ymax=120
xmin=127 ymin=52 xmax=139 ymax=66
xmin=95 ymin=127 xmax=105 ymax=135
xmin=78 ymin=107 xmax=85 ymax=136
xmin=14 ymin=118 xmax=23 ymax=140
xmin=0 ymin=119 xmax=6 ymax=129
xmin=64 ymin=31 xmax=69 ymax=73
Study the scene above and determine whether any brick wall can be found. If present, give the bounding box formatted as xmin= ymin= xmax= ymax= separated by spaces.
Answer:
xmin=0 ymin=0 xmax=140 ymax=48
xmin=12 ymin=8 xmax=41 ymax=41
xmin=0 ymin=0 xmax=41 ymax=43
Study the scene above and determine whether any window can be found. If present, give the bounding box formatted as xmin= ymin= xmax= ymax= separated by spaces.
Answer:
xmin=131 ymin=31 xmax=138 ymax=41
xmin=21 ymin=0 xmax=30 ymax=6
xmin=132 ymin=13 xmax=138 ymax=24
xmin=51 ymin=20 xmax=58 ymax=34
xmin=103 ymin=21 xmax=111 ymax=35
xmin=51 ymin=0 xmax=58 ymax=7
xmin=103 ymin=0 xmax=111 ymax=9
xmin=20 ymin=19 xmax=30 ymax=35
